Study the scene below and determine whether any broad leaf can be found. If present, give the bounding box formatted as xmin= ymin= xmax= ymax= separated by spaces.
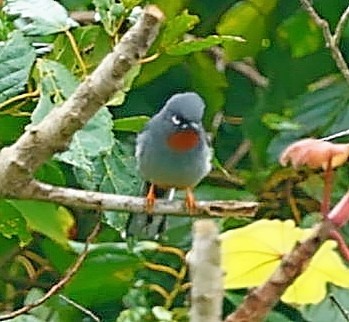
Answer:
xmin=4 ymin=0 xmax=78 ymax=35
xmin=277 ymin=11 xmax=323 ymax=58
xmin=0 ymin=31 xmax=36 ymax=104
xmin=268 ymin=81 xmax=349 ymax=161
xmin=72 ymin=139 xmax=140 ymax=194
xmin=216 ymin=0 xmax=277 ymax=60
xmin=166 ymin=35 xmax=244 ymax=56
xmin=93 ymin=0 xmax=125 ymax=36
xmin=49 ymin=25 xmax=111 ymax=74
xmin=301 ymin=285 xmax=349 ymax=322
xmin=0 ymin=115 xmax=30 ymax=145
xmin=9 ymin=200 xmax=75 ymax=245
xmin=57 ymin=107 xmax=115 ymax=170
xmin=221 ymin=219 xmax=349 ymax=304
xmin=114 ymin=115 xmax=149 ymax=133
xmin=134 ymin=54 xmax=183 ymax=87
xmin=188 ymin=52 xmax=228 ymax=124
xmin=63 ymin=245 xmax=141 ymax=306
xmin=160 ymin=10 xmax=199 ymax=48
xmin=31 ymin=58 xmax=79 ymax=124
xmin=0 ymin=199 xmax=31 ymax=246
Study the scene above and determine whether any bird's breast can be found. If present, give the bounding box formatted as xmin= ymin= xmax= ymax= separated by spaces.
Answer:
xmin=166 ymin=130 xmax=200 ymax=152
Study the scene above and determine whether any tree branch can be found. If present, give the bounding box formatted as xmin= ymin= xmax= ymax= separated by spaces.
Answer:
xmin=224 ymin=220 xmax=333 ymax=322
xmin=300 ymin=0 xmax=349 ymax=84
xmin=189 ymin=220 xmax=223 ymax=322
xmin=16 ymin=180 xmax=258 ymax=218
xmin=0 ymin=5 xmax=164 ymax=198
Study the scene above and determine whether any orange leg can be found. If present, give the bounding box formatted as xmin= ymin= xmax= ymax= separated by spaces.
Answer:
xmin=146 ymin=183 xmax=156 ymax=213
xmin=185 ymin=187 xmax=197 ymax=214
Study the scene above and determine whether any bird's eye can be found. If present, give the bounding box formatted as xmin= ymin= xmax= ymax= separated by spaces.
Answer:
xmin=171 ymin=114 xmax=182 ymax=125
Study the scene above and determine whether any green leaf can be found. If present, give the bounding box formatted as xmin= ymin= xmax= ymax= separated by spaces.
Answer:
xmin=160 ymin=10 xmax=199 ymax=48
xmin=266 ymin=311 xmax=295 ymax=322
xmin=38 ymin=58 xmax=78 ymax=99
xmin=277 ymin=11 xmax=323 ymax=58
xmin=9 ymin=200 xmax=75 ymax=245
xmin=34 ymin=161 xmax=66 ymax=186
xmin=0 ymin=31 xmax=36 ymax=104
xmin=216 ymin=0 xmax=276 ymax=60
xmin=301 ymin=285 xmax=349 ymax=322
xmin=120 ymin=0 xmax=142 ymax=10
xmin=7 ymin=287 xmax=82 ymax=321
xmin=149 ymin=0 xmax=186 ymax=19
xmin=134 ymin=54 xmax=183 ymax=87
xmin=250 ymin=0 xmax=278 ymax=15
xmin=49 ymin=25 xmax=112 ymax=73
xmin=0 ymin=199 xmax=31 ymax=246
xmin=93 ymin=0 xmax=125 ymax=36
xmin=188 ymin=52 xmax=228 ymax=125
xmin=114 ymin=115 xmax=149 ymax=133
xmin=72 ymin=140 xmax=141 ymax=230
xmin=152 ymin=306 xmax=173 ymax=321
xmin=73 ymin=140 xmax=140 ymax=194
xmin=268 ymin=81 xmax=349 ymax=161
xmin=4 ymin=0 xmax=78 ymax=35
xmin=262 ymin=113 xmax=301 ymax=131
xmin=0 ymin=115 xmax=30 ymax=146
xmin=106 ymin=65 xmax=141 ymax=106
xmin=166 ymin=35 xmax=244 ymax=56
xmin=32 ymin=58 xmax=79 ymax=124
xmin=63 ymin=246 xmax=141 ymax=306
xmin=116 ymin=307 xmax=149 ymax=322
xmin=56 ymin=107 xmax=114 ymax=170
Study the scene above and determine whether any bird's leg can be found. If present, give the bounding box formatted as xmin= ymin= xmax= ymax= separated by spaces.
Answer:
xmin=146 ymin=183 xmax=156 ymax=213
xmin=185 ymin=187 xmax=197 ymax=214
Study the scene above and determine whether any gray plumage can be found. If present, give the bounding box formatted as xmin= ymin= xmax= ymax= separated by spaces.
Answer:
xmin=127 ymin=92 xmax=212 ymax=239
xmin=136 ymin=92 xmax=211 ymax=188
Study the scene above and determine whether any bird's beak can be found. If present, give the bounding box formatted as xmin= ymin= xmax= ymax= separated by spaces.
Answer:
xmin=189 ymin=121 xmax=199 ymax=130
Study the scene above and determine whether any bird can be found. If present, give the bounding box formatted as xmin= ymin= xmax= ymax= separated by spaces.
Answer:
xmin=128 ymin=92 xmax=211 ymax=237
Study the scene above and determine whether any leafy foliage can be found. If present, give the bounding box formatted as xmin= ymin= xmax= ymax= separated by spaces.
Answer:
xmin=0 ymin=0 xmax=349 ymax=321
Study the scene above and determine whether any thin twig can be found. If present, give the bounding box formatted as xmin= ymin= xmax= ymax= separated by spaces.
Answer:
xmin=300 ymin=0 xmax=349 ymax=84
xmin=321 ymin=128 xmax=349 ymax=141
xmin=334 ymin=5 xmax=349 ymax=46
xmin=224 ymin=139 xmax=251 ymax=170
xmin=229 ymin=61 xmax=269 ymax=88
xmin=0 ymin=219 xmax=101 ymax=321
xmin=209 ymin=46 xmax=269 ymax=88
xmin=329 ymin=294 xmax=349 ymax=321
xmin=64 ymin=29 xmax=87 ymax=77
xmin=0 ymin=89 xmax=39 ymax=110
xmin=58 ymin=295 xmax=101 ymax=322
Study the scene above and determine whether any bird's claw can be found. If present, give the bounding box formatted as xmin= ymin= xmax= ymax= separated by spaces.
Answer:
xmin=185 ymin=188 xmax=197 ymax=214
xmin=145 ymin=184 xmax=155 ymax=213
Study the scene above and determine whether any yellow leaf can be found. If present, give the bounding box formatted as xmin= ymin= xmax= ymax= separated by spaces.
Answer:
xmin=282 ymin=240 xmax=349 ymax=304
xmin=221 ymin=219 xmax=349 ymax=304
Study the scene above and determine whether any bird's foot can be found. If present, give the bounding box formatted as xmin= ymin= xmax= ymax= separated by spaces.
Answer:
xmin=185 ymin=188 xmax=197 ymax=214
xmin=145 ymin=183 xmax=156 ymax=213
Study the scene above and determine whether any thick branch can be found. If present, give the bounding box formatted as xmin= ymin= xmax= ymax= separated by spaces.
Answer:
xmin=18 ymin=181 xmax=258 ymax=218
xmin=224 ymin=220 xmax=333 ymax=322
xmin=0 ymin=5 xmax=164 ymax=197
xmin=189 ymin=220 xmax=223 ymax=322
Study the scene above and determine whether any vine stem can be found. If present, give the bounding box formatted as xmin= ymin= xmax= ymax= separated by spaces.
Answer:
xmin=64 ymin=29 xmax=87 ymax=78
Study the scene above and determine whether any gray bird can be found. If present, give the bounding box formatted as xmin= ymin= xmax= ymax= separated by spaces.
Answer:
xmin=128 ymin=92 xmax=212 ymax=237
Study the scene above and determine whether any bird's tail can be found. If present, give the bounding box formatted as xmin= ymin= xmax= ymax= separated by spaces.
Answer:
xmin=126 ymin=182 xmax=174 ymax=239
